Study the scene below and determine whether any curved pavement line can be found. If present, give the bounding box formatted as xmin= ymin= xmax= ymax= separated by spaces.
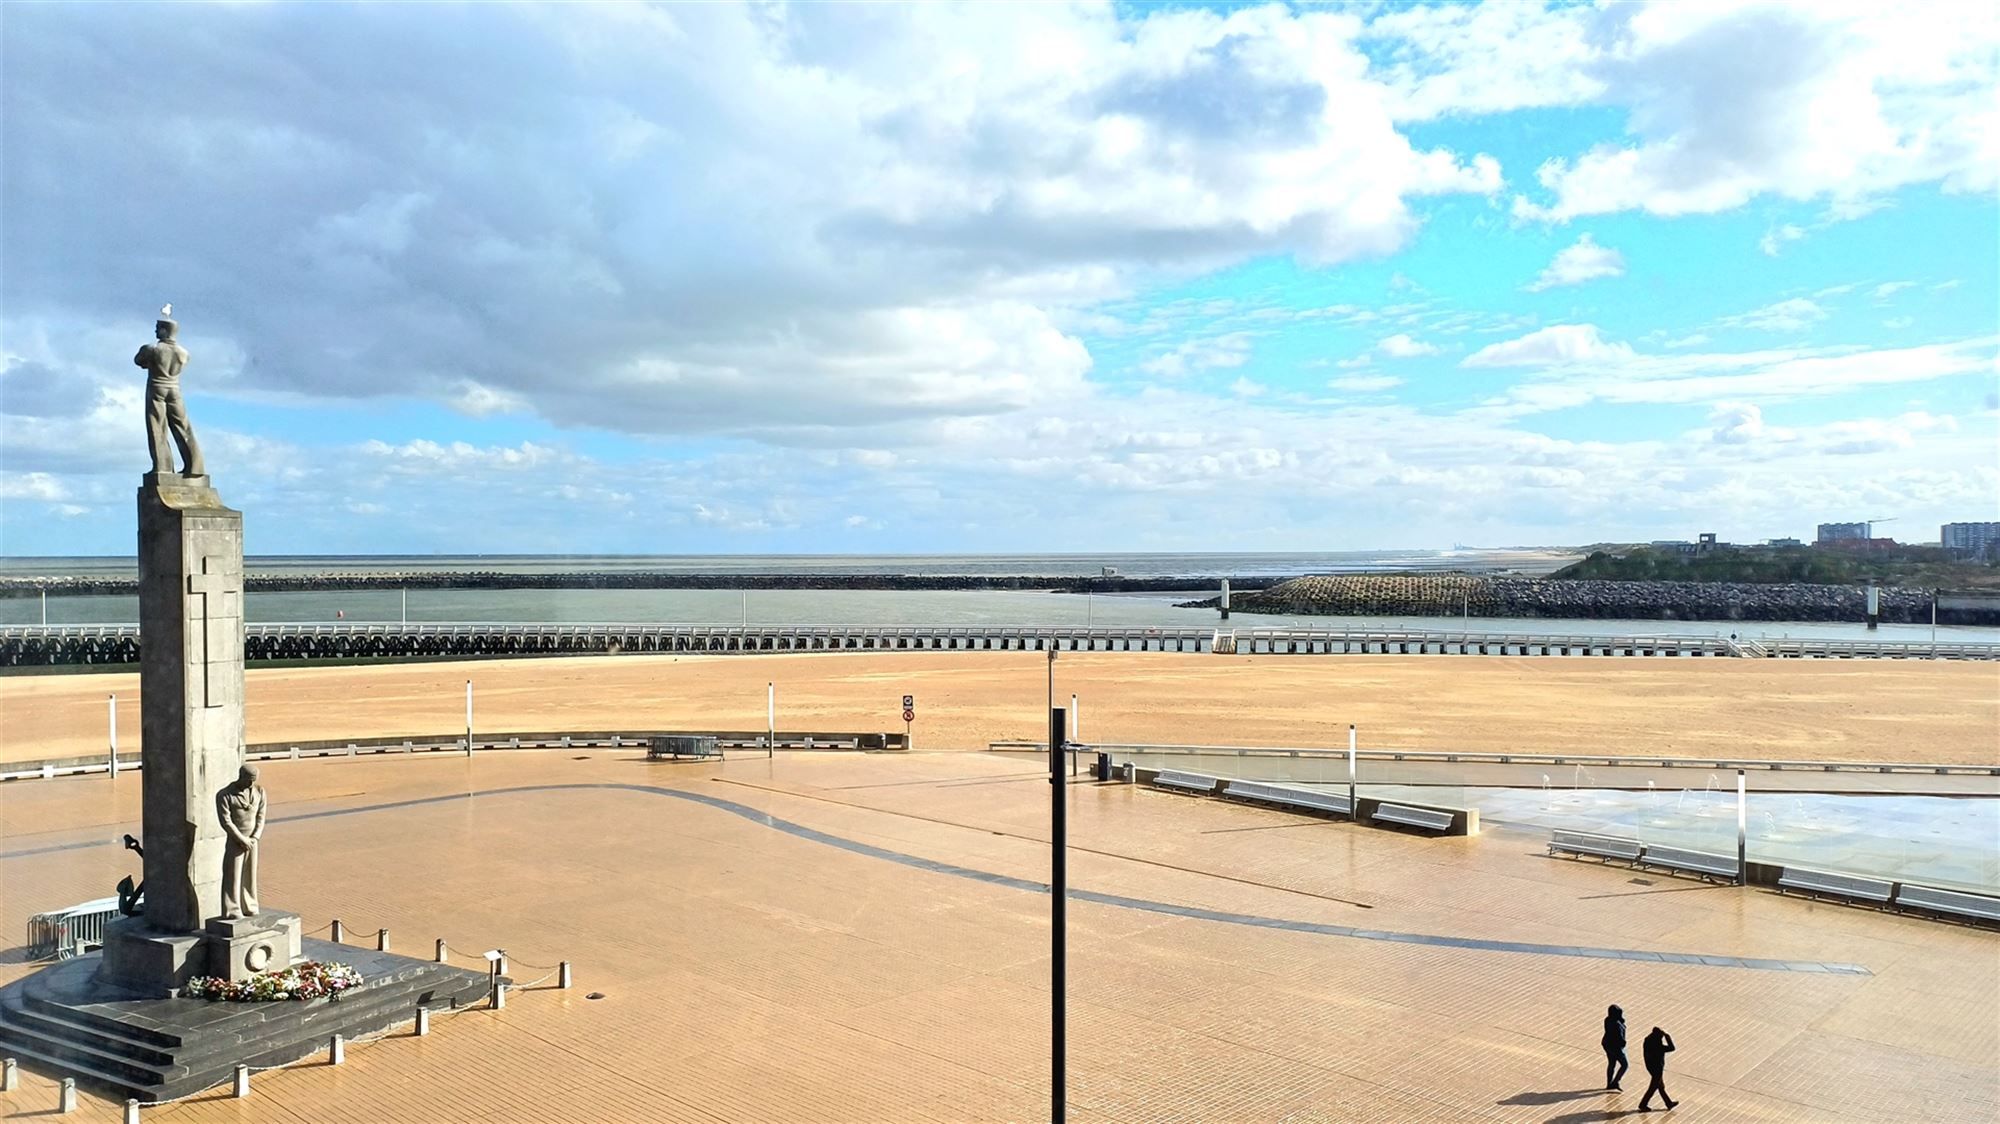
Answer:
xmin=4 ymin=781 xmax=1871 ymax=976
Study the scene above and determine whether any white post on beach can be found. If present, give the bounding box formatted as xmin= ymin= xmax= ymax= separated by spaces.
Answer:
xmin=41 ymin=588 xmax=48 ymax=626
xmin=108 ymin=694 xmax=119 ymax=778
xmin=767 ymin=681 xmax=775 ymax=758
xmin=1347 ymin=724 xmax=1358 ymax=820
xmin=465 ymin=680 xmax=474 ymax=756
xmin=1736 ymin=770 xmax=1748 ymax=885
xmin=401 ymin=587 xmax=407 ymax=625
xmin=1070 ymin=694 xmax=1079 ymax=740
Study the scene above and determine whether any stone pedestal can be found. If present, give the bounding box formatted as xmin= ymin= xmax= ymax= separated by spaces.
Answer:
xmin=204 ymin=912 xmax=303 ymax=982
xmin=135 ymin=475 xmax=243 ymax=935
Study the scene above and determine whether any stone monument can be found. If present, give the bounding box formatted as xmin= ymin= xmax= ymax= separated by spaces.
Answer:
xmin=0 ymin=310 xmax=495 ymax=1103
xmin=98 ymin=309 xmax=302 ymax=996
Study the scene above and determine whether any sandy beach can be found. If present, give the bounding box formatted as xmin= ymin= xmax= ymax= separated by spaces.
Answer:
xmin=4 ymin=651 xmax=1995 ymax=766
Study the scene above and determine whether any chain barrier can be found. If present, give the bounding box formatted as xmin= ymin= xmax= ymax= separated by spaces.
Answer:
xmin=508 ymin=970 xmax=557 ymax=990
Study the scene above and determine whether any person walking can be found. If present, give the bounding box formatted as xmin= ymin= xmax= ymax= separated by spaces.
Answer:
xmin=1639 ymin=1026 xmax=1678 ymax=1111
xmin=1602 ymin=1004 xmax=1629 ymax=1090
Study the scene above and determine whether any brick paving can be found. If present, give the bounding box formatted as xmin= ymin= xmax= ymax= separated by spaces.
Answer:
xmin=2 ymin=749 xmax=1994 ymax=1122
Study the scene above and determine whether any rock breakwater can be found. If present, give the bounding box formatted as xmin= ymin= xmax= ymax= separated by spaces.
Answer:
xmin=1185 ymin=574 xmax=1936 ymax=623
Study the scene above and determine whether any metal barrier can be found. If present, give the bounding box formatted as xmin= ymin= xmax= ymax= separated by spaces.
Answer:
xmin=25 ymin=897 xmax=121 ymax=960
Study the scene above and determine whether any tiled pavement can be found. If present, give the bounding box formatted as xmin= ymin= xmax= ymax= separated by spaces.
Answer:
xmin=2 ymin=750 xmax=1994 ymax=1122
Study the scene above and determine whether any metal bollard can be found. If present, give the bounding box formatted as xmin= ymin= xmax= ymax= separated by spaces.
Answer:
xmin=491 ymin=981 xmax=507 ymax=1010
xmin=415 ymin=1005 xmax=431 ymax=1036
xmin=435 ymin=938 xmax=447 ymax=963
xmin=124 ymin=1098 xmax=141 ymax=1124
xmin=59 ymin=1077 xmax=76 ymax=1113
xmin=559 ymin=961 xmax=572 ymax=990
xmin=2 ymin=1056 xmax=15 ymax=1091
xmin=234 ymin=1064 xmax=250 ymax=1098
xmin=330 ymin=919 xmax=344 ymax=943
xmin=377 ymin=927 xmax=389 ymax=952
xmin=329 ymin=1034 xmax=345 ymax=1065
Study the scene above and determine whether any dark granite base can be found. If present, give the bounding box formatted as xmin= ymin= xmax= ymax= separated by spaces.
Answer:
xmin=0 ymin=938 xmax=497 ymax=1102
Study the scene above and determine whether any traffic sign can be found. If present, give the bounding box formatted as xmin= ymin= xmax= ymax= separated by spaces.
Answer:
xmin=902 ymin=694 xmax=914 ymax=708
xmin=902 ymin=709 xmax=915 ymax=723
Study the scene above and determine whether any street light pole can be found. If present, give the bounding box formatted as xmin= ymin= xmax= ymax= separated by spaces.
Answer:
xmin=1049 ymin=698 xmax=1066 ymax=1124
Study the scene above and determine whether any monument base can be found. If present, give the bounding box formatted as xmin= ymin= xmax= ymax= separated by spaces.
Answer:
xmin=96 ymin=917 xmax=205 ymax=999
xmin=205 ymin=911 xmax=304 ymax=982
xmin=0 ymin=938 xmax=499 ymax=1103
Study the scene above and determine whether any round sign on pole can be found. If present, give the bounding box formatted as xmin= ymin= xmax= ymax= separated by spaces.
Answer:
xmin=902 ymin=708 xmax=915 ymax=722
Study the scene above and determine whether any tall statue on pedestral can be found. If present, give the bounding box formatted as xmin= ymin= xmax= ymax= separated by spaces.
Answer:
xmin=136 ymin=304 xmax=205 ymax=477
xmin=217 ymin=764 xmax=266 ymax=919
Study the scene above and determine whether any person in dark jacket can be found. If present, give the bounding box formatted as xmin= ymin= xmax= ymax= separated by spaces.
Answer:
xmin=1602 ymin=1004 xmax=1628 ymax=1090
xmin=1639 ymin=1026 xmax=1678 ymax=1111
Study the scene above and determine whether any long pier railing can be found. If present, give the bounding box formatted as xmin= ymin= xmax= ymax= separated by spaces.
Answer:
xmin=2 ymin=622 xmax=1995 ymax=666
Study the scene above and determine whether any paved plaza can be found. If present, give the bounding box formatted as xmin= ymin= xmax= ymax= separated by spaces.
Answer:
xmin=3 ymin=748 xmax=1995 ymax=1122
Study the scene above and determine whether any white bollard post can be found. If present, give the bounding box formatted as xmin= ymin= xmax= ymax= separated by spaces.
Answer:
xmin=1070 ymin=694 xmax=1079 ymax=740
xmin=124 ymin=1098 xmax=141 ymax=1124
xmin=436 ymin=938 xmax=447 ymax=962
xmin=415 ymin=1005 xmax=431 ymax=1036
xmin=768 ymin=682 xmax=775 ymax=758
xmin=1347 ymin=724 xmax=1358 ymax=820
xmin=1737 ymin=770 xmax=1748 ymax=885
xmin=559 ymin=961 xmax=572 ymax=990
xmin=233 ymin=1064 xmax=250 ymax=1098
xmin=492 ymin=981 xmax=507 ymax=1010
xmin=330 ymin=918 xmax=344 ymax=943
xmin=377 ymin=927 xmax=389 ymax=953
xmin=2 ymin=1056 xmax=16 ymax=1091
xmin=329 ymin=1034 xmax=345 ymax=1065
xmin=60 ymin=1077 xmax=77 ymax=1113
xmin=108 ymin=694 xmax=119 ymax=778
xmin=465 ymin=680 xmax=474 ymax=755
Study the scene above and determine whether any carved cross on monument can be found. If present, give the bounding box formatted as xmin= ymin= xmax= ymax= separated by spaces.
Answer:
xmin=186 ymin=555 xmax=241 ymax=709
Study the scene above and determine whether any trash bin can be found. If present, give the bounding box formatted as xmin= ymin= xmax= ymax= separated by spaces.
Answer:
xmin=1095 ymin=752 xmax=1112 ymax=781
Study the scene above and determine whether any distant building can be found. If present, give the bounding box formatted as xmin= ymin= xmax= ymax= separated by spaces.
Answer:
xmin=1697 ymin=532 xmax=1719 ymax=552
xmin=1765 ymin=537 xmax=1803 ymax=547
xmin=1817 ymin=522 xmax=1869 ymax=543
xmin=1649 ymin=539 xmax=1697 ymax=555
xmin=1941 ymin=522 xmax=2000 ymax=556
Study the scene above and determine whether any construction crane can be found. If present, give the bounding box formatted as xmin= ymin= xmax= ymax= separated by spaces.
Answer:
xmin=1863 ymin=516 xmax=1898 ymax=538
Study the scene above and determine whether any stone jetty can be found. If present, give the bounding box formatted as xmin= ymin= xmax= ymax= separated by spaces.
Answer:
xmin=1186 ymin=574 xmax=1940 ymax=624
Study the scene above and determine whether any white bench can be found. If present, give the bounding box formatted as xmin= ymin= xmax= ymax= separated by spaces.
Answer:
xmin=1371 ymin=803 xmax=1454 ymax=833
xmin=1895 ymin=884 xmax=2000 ymax=925
xmin=1151 ymin=770 xmax=1219 ymax=795
xmin=1777 ymin=867 xmax=1894 ymax=905
xmin=1641 ymin=845 xmax=1738 ymax=882
xmin=1222 ymin=779 xmax=1352 ymax=817
xmin=1548 ymin=829 xmax=1644 ymax=865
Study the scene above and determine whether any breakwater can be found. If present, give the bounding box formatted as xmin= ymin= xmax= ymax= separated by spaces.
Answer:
xmin=0 ymin=571 xmax=1286 ymax=599
xmin=1191 ymin=575 xmax=1959 ymax=624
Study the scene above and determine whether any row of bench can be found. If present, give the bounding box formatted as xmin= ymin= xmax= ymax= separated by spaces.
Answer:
xmin=1547 ymin=829 xmax=2000 ymax=926
xmin=1152 ymin=771 xmax=1459 ymax=833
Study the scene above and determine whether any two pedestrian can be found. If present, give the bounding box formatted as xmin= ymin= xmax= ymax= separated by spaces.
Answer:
xmin=1597 ymin=1007 xmax=1678 ymax=1110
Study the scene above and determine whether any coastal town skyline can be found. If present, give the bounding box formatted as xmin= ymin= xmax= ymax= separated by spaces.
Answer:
xmin=3 ymin=2 xmax=1996 ymax=556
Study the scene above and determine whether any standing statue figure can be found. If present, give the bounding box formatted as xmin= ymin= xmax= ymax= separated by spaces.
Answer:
xmin=217 ymin=764 xmax=266 ymax=919
xmin=135 ymin=305 xmax=204 ymax=477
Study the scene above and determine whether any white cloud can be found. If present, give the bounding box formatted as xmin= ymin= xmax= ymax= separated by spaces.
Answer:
xmin=0 ymin=471 xmax=70 ymax=501
xmin=1378 ymin=333 xmax=1440 ymax=358
xmin=1759 ymin=224 xmax=1806 ymax=256
xmin=1327 ymin=374 xmax=1403 ymax=393
xmin=1883 ymin=317 xmax=1913 ymax=329
xmin=1140 ymin=333 xmax=1254 ymax=378
xmin=1872 ymin=281 xmax=1916 ymax=299
xmin=1228 ymin=377 xmax=1266 ymax=398
xmin=1526 ymin=234 xmax=1625 ymax=291
xmin=1463 ymin=324 xmax=1634 ymax=368
xmin=1716 ymin=298 xmax=1828 ymax=333
xmin=1483 ymin=4 xmax=2000 ymax=221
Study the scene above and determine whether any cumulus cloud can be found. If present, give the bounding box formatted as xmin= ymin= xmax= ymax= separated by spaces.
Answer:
xmin=1759 ymin=224 xmax=1807 ymax=256
xmin=1378 ymin=333 xmax=1440 ymax=358
xmin=1327 ymin=374 xmax=1403 ymax=393
xmin=1502 ymin=4 xmax=1999 ymax=221
xmin=1526 ymin=234 xmax=1625 ymax=290
xmin=1462 ymin=324 xmax=1634 ymax=368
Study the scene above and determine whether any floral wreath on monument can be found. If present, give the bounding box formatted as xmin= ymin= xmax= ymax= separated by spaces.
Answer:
xmin=185 ymin=961 xmax=363 ymax=1003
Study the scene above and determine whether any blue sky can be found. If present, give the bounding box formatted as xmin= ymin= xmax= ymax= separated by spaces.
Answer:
xmin=2 ymin=1 xmax=1995 ymax=556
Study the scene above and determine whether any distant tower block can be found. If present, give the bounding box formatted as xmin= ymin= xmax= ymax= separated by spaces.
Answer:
xmin=1219 ymin=578 xmax=1231 ymax=620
